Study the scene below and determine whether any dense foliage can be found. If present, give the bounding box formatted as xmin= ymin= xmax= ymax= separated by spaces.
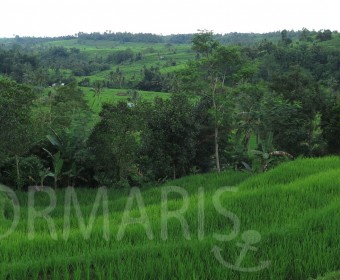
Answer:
xmin=0 ymin=29 xmax=340 ymax=189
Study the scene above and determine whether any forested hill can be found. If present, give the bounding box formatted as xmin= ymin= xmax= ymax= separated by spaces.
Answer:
xmin=1 ymin=28 xmax=336 ymax=46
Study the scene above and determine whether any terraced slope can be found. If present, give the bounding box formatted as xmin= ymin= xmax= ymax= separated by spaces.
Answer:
xmin=0 ymin=157 xmax=339 ymax=279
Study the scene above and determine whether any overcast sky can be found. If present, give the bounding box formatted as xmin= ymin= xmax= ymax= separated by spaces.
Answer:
xmin=1 ymin=0 xmax=339 ymax=37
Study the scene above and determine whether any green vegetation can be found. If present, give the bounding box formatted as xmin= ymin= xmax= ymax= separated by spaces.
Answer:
xmin=1 ymin=29 xmax=340 ymax=188
xmin=1 ymin=29 xmax=340 ymax=278
xmin=82 ymin=87 xmax=171 ymax=114
xmin=316 ymin=271 xmax=340 ymax=280
xmin=0 ymin=157 xmax=339 ymax=279
xmin=0 ymin=192 xmax=8 ymax=223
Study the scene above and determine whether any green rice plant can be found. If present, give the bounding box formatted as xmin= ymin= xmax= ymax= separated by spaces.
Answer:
xmin=0 ymin=157 xmax=339 ymax=279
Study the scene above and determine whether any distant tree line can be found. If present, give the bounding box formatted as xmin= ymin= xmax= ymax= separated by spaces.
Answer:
xmin=7 ymin=29 xmax=336 ymax=46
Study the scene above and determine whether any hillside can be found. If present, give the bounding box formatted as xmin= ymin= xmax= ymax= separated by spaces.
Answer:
xmin=0 ymin=157 xmax=339 ymax=279
xmin=42 ymin=39 xmax=194 ymax=83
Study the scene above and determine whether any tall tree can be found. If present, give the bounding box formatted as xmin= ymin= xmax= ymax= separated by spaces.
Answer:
xmin=140 ymin=95 xmax=198 ymax=180
xmin=91 ymin=80 xmax=104 ymax=110
xmin=0 ymin=78 xmax=37 ymax=188
xmin=88 ymin=102 xmax=138 ymax=186
xmin=177 ymin=31 xmax=242 ymax=172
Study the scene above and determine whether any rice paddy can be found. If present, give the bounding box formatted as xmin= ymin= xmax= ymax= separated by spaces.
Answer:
xmin=0 ymin=156 xmax=339 ymax=279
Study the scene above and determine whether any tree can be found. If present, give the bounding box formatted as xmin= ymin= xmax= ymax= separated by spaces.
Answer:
xmin=114 ymin=67 xmax=125 ymax=88
xmin=127 ymin=89 xmax=141 ymax=106
xmin=323 ymin=102 xmax=340 ymax=154
xmin=140 ymin=95 xmax=198 ymax=180
xmin=231 ymin=82 xmax=300 ymax=167
xmin=91 ymin=80 xmax=104 ymax=110
xmin=280 ymin=29 xmax=292 ymax=45
xmin=191 ymin=97 xmax=215 ymax=173
xmin=50 ymin=82 xmax=91 ymax=131
xmin=43 ymin=149 xmax=64 ymax=189
xmin=177 ymin=31 xmax=242 ymax=172
xmin=316 ymin=29 xmax=332 ymax=41
xmin=31 ymin=83 xmax=93 ymax=188
xmin=107 ymin=48 xmax=134 ymax=64
xmin=88 ymin=102 xmax=139 ymax=186
xmin=0 ymin=78 xmax=37 ymax=188
xmin=249 ymin=133 xmax=293 ymax=172
xmin=44 ymin=123 xmax=92 ymax=188
xmin=299 ymin=28 xmax=312 ymax=42
xmin=107 ymin=71 xmax=115 ymax=87
xmin=270 ymin=66 xmax=327 ymax=155
xmin=192 ymin=30 xmax=219 ymax=58
xmin=137 ymin=66 xmax=164 ymax=92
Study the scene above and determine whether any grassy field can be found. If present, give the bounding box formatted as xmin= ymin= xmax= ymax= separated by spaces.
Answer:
xmin=0 ymin=156 xmax=339 ymax=279
xmin=40 ymin=39 xmax=191 ymax=117
xmin=44 ymin=39 xmax=194 ymax=83
xmin=81 ymin=87 xmax=171 ymax=116
xmin=318 ymin=33 xmax=340 ymax=51
xmin=316 ymin=271 xmax=340 ymax=280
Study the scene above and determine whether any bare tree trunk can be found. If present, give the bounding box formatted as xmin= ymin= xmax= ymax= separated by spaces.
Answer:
xmin=15 ymin=155 xmax=20 ymax=188
xmin=173 ymin=164 xmax=176 ymax=180
xmin=212 ymin=77 xmax=221 ymax=173
xmin=214 ymin=126 xmax=221 ymax=172
xmin=49 ymin=94 xmax=52 ymax=127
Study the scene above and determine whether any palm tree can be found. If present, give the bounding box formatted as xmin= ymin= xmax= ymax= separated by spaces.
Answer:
xmin=91 ymin=80 xmax=103 ymax=110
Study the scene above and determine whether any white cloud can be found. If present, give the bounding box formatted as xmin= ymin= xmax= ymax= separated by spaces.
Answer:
xmin=1 ymin=0 xmax=339 ymax=37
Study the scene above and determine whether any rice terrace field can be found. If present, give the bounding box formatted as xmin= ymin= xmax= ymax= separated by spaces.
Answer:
xmin=1 ymin=157 xmax=339 ymax=279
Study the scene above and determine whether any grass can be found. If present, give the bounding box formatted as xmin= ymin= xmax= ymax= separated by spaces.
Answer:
xmin=0 ymin=156 xmax=339 ymax=279
xmin=37 ymin=85 xmax=170 ymax=121
xmin=45 ymin=39 xmax=194 ymax=83
xmin=0 ymin=192 xmax=7 ymax=223
xmin=318 ymin=33 xmax=340 ymax=51
xmin=42 ymin=39 xmax=192 ymax=119
xmin=315 ymin=271 xmax=340 ymax=280
xmin=82 ymin=87 xmax=171 ymax=115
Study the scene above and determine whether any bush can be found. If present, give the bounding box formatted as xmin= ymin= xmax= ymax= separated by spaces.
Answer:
xmin=0 ymin=156 xmax=44 ymax=189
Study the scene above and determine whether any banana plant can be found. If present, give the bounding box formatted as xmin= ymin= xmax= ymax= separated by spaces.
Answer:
xmin=45 ymin=124 xmax=91 ymax=188
xmin=63 ymin=162 xmax=85 ymax=187
xmin=249 ymin=133 xmax=293 ymax=172
xmin=38 ymin=168 xmax=51 ymax=188
xmin=43 ymin=149 xmax=64 ymax=189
